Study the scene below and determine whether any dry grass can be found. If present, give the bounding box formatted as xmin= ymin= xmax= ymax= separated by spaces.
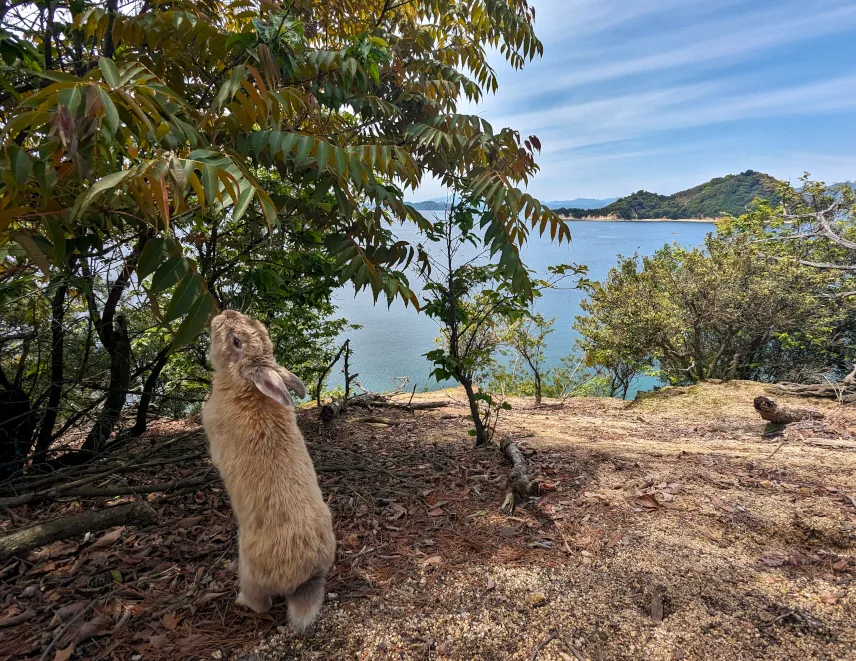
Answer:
xmin=258 ymin=381 xmax=856 ymax=661
xmin=1 ymin=381 xmax=854 ymax=661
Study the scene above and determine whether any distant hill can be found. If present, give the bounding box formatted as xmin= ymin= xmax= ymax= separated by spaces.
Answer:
xmin=545 ymin=197 xmax=618 ymax=210
xmin=409 ymin=200 xmax=449 ymax=211
xmin=409 ymin=197 xmax=619 ymax=211
xmin=556 ymin=171 xmax=781 ymax=220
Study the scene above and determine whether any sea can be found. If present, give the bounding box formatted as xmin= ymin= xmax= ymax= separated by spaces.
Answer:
xmin=329 ymin=219 xmax=715 ymax=399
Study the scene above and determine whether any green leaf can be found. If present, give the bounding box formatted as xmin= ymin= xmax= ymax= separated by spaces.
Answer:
xmin=12 ymin=148 xmax=32 ymax=186
xmin=44 ymin=216 xmax=66 ymax=266
xmin=232 ymin=185 xmax=254 ymax=221
xmin=13 ymin=232 xmax=50 ymax=276
xmin=57 ymin=85 xmax=81 ymax=115
xmin=99 ymin=57 xmax=121 ymax=88
xmin=316 ymin=140 xmax=331 ymax=172
xmin=171 ymin=293 xmax=217 ymax=351
xmin=164 ymin=272 xmax=202 ymax=322
xmin=149 ymin=256 xmax=187 ymax=294
xmin=201 ymin=164 xmax=219 ymax=206
xmin=97 ymin=88 xmax=120 ymax=134
xmin=137 ymin=237 xmax=166 ymax=280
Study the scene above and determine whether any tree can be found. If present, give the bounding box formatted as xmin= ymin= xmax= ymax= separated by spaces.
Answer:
xmin=0 ymin=0 xmax=571 ymax=465
xmin=501 ymin=313 xmax=553 ymax=404
xmin=575 ymin=233 xmax=846 ymax=387
xmin=422 ymin=195 xmax=576 ymax=444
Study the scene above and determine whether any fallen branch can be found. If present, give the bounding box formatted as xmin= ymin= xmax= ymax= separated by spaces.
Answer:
xmin=319 ymin=392 xmax=384 ymax=421
xmin=765 ymin=383 xmax=856 ymax=402
xmin=387 ymin=401 xmax=449 ymax=411
xmin=500 ymin=436 xmax=538 ymax=514
xmin=59 ymin=472 xmax=218 ymax=499
xmin=0 ymin=501 xmax=157 ymax=560
xmin=353 ymin=416 xmax=407 ymax=426
xmin=753 ymin=396 xmax=824 ymax=424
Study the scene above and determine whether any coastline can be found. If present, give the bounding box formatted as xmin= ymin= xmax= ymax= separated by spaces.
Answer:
xmin=559 ymin=217 xmax=718 ymax=223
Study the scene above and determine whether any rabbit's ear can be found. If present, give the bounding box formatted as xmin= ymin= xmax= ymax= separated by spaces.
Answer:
xmin=276 ymin=367 xmax=307 ymax=399
xmin=248 ymin=366 xmax=294 ymax=408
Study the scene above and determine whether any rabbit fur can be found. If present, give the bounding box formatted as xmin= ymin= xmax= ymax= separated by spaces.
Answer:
xmin=202 ymin=310 xmax=335 ymax=633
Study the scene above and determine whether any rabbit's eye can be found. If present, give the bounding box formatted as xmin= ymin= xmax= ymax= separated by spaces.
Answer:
xmin=232 ymin=336 xmax=242 ymax=349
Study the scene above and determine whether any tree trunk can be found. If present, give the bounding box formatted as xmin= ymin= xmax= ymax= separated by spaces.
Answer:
xmin=753 ymin=396 xmax=824 ymax=424
xmin=0 ymin=501 xmax=156 ymax=560
xmin=461 ymin=378 xmax=488 ymax=446
xmin=500 ymin=436 xmax=536 ymax=514
xmin=34 ymin=284 xmax=67 ymax=455
xmin=0 ymin=374 xmax=35 ymax=480
xmin=130 ymin=346 xmax=171 ymax=438
xmin=83 ymin=315 xmax=131 ymax=452
xmin=534 ymin=373 xmax=542 ymax=406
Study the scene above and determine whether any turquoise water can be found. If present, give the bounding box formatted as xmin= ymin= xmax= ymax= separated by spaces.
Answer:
xmin=330 ymin=220 xmax=715 ymax=398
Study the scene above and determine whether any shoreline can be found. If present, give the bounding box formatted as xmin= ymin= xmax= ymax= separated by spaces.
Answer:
xmin=559 ymin=217 xmax=718 ymax=223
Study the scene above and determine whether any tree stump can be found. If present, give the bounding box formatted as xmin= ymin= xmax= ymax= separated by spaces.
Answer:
xmin=753 ymin=396 xmax=824 ymax=424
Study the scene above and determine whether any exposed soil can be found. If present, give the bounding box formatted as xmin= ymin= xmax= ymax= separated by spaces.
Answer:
xmin=1 ymin=380 xmax=855 ymax=660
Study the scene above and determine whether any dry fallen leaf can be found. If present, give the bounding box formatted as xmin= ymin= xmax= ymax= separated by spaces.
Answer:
xmin=74 ymin=614 xmax=111 ymax=644
xmin=149 ymin=633 xmax=169 ymax=649
xmin=636 ymin=494 xmax=662 ymax=510
xmin=759 ymin=555 xmax=786 ymax=567
xmin=90 ymin=528 xmax=124 ymax=549
xmin=53 ymin=642 xmax=75 ymax=661
xmin=177 ymin=516 xmax=204 ymax=528
xmin=832 ymin=558 xmax=848 ymax=571
xmin=486 ymin=577 xmax=496 ymax=591
xmin=427 ymin=508 xmax=444 ymax=517
xmin=607 ymin=532 xmax=624 ymax=548
xmin=163 ymin=612 xmax=181 ymax=631
xmin=821 ymin=592 xmax=843 ymax=605
xmin=421 ymin=555 xmax=443 ymax=566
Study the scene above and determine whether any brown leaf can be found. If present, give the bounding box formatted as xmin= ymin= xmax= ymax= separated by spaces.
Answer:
xmin=760 ymin=555 xmax=786 ymax=567
xmin=149 ymin=633 xmax=169 ymax=649
xmin=90 ymin=527 xmax=124 ymax=549
xmin=53 ymin=642 xmax=75 ymax=661
xmin=427 ymin=508 xmax=444 ymax=517
xmin=74 ymin=614 xmax=111 ymax=644
xmin=709 ymin=495 xmax=735 ymax=513
xmin=0 ymin=609 xmax=35 ymax=628
xmin=821 ymin=592 xmax=843 ymax=605
xmin=636 ymin=494 xmax=661 ymax=510
xmin=486 ymin=577 xmax=496 ymax=591
xmin=50 ymin=602 xmax=87 ymax=628
xmin=607 ymin=532 xmax=624 ymax=548
xmin=197 ymin=591 xmax=227 ymax=605
xmin=832 ymin=558 xmax=848 ymax=571
xmin=177 ymin=516 xmax=204 ymax=528
xmin=421 ymin=555 xmax=443 ymax=566
xmin=162 ymin=612 xmax=181 ymax=631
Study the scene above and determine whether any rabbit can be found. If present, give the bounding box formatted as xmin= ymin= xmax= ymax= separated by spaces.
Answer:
xmin=202 ymin=310 xmax=336 ymax=634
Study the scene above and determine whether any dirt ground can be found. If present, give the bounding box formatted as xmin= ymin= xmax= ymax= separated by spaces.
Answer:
xmin=1 ymin=380 xmax=855 ymax=660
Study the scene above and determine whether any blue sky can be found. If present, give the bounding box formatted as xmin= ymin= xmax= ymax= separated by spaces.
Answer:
xmin=416 ymin=0 xmax=856 ymax=200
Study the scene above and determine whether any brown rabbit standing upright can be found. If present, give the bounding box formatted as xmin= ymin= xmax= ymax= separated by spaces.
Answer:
xmin=202 ymin=310 xmax=335 ymax=633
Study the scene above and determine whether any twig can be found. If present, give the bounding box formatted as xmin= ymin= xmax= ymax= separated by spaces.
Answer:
xmin=39 ymin=569 xmax=176 ymax=661
xmin=530 ymin=631 xmax=558 ymax=661
xmin=764 ymin=440 xmax=787 ymax=460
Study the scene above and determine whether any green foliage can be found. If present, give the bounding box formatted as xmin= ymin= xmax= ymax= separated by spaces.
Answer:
xmin=557 ymin=171 xmax=781 ymax=220
xmin=575 ymin=229 xmax=851 ymax=387
xmin=0 ymin=0 xmax=570 ymax=462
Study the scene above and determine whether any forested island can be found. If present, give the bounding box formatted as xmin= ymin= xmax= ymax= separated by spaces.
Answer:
xmin=556 ymin=170 xmax=781 ymax=220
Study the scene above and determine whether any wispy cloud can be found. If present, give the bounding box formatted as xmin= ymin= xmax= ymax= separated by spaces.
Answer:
xmin=418 ymin=0 xmax=856 ymax=200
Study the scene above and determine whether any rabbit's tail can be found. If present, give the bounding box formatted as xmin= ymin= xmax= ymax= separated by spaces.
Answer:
xmin=287 ymin=573 xmax=326 ymax=633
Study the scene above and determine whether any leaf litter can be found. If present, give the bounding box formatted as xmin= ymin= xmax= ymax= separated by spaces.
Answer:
xmin=0 ymin=381 xmax=853 ymax=660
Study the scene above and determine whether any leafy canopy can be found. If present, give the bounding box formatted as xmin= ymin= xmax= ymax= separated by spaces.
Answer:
xmin=1 ymin=0 xmax=570 ymax=345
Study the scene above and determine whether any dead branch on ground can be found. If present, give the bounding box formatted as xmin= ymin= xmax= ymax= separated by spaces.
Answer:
xmin=753 ymin=396 xmax=824 ymax=424
xmin=500 ymin=436 xmax=538 ymax=514
xmin=0 ymin=501 xmax=156 ymax=560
